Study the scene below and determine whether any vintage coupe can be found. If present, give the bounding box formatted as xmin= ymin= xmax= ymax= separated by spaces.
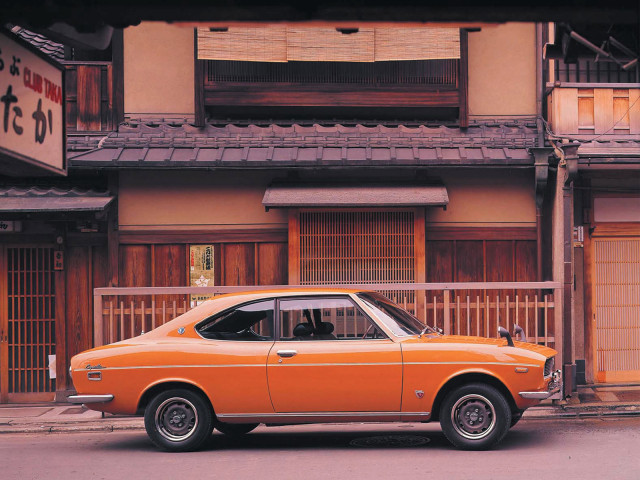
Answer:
xmin=69 ymin=289 xmax=561 ymax=451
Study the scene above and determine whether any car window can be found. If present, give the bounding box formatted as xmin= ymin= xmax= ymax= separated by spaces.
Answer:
xmin=279 ymin=297 xmax=385 ymax=341
xmin=197 ymin=300 xmax=274 ymax=341
xmin=356 ymin=292 xmax=430 ymax=336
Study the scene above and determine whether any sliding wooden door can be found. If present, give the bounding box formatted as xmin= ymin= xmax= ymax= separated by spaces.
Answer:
xmin=0 ymin=246 xmax=57 ymax=402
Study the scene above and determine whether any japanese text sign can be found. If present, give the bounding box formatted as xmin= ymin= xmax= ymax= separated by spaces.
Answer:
xmin=0 ymin=30 xmax=65 ymax=175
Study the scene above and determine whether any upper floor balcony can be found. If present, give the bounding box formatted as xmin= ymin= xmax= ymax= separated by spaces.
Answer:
xmin=546 ymin=83 xmax=640 ymax=137
xmin=197 ymin=26 xmax=468 ymax=125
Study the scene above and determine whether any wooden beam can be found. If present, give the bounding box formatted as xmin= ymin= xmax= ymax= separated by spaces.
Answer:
xmin=111 ymin=29 xmax=125 ymax=126
xmin=205 ymin=84 xmax=459 ymax=107
xmin=194 ymin=29 xmax=206 ymax=127
xmin=119 ymin=228 xmax=288 ymax=244
xmin=459 ymin=29 xmax=469 ymax=128
xmin=288 ymin=210 xmax=300 ymax=285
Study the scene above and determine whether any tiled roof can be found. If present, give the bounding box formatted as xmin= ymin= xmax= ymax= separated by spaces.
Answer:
xmin=11 ymin=27 xmax=65 ymax=61
xmin=69 ymin=121 xmax=539 ymax=168
xmin=0 ymin=187 xmax=113 ymax=212
xmin=577 ymin=139 xmax=640 ymax=161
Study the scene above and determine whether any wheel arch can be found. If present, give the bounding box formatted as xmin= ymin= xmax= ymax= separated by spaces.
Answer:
xmin=430 ymin=372 xmax=518 ymax=422
xmin=136 ymin=380 xmax=215 ymax=417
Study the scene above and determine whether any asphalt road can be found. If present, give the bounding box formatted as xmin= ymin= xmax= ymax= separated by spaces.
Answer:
xmin=2 ymin=417 xmax=639 ymax=480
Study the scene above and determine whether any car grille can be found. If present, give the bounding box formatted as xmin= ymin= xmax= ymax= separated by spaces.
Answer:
xmin=544 ymin=357 xmax=555 ymax=377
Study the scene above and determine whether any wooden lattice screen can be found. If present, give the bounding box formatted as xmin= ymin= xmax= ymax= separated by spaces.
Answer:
xmin=594 ymin=237 xmax=640 ymax=382
xmin=6 ymin=247 xmax=56 ymax=395
xmin=298 ymin=211 xmax=416 ymax=286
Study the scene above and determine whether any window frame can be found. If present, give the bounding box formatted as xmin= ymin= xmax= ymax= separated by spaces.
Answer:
xmin=274 ymin=294 xmax=390 ymax=342
xmin=194 ymin=298 xmax=276 ymax=342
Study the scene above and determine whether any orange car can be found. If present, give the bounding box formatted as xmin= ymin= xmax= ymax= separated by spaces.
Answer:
xmin=69 ymin=289 xmax=561 ymax=451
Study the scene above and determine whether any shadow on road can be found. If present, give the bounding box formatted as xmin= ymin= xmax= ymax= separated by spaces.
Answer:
xmin=99 ymin=425 xmax=546 ymax=453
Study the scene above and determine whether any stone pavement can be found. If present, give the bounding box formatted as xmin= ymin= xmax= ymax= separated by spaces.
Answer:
xmin=1 ymin=384 xmax=639 ymax=435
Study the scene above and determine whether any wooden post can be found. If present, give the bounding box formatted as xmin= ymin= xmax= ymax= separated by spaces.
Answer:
xmin=288 ymin=209 xmax=300 ymax=285
xmin=443 ymin=289 xmax=451 ymax=334
xmin=93 ymin=291 xmax=104 ymax=347
xmin=415 ymin=208 xmax=426 ymax=322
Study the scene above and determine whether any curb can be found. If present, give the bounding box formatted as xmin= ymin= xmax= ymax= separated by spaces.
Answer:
xmin=1 ymin=406 xmax=639 ymax=434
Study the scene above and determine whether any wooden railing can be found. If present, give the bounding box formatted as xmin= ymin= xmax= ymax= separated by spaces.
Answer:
xmin=547 ymin=84 xmax=640 ymax=136
xmin=93 ymin=282 xmax=560 ymax=348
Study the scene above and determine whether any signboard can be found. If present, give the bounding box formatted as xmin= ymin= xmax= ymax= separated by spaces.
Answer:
xmin=0 ymin=30 xmax=65 ymax=176
xmin=189 ymin=245 xmax=215 ymax=307
xmin=0 ymin=220 xmax=22 ymax=232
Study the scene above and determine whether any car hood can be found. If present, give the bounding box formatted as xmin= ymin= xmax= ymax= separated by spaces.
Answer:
xmin=407 ymin=334 xmax=557 ymax=358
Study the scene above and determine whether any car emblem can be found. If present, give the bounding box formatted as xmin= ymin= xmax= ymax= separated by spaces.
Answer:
xmin=415 ymin=390 xmax=424 ymax=399
xmin=177 ymin=327 xmax=185 ymax=335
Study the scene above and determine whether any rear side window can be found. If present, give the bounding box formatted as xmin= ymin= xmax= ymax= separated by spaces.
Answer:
xmin=197 ymin=300 xmax=274 ymax=341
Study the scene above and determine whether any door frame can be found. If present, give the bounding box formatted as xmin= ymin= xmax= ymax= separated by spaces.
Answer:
xmin=0 ymin=244 xmax=61 ymax=403
xmin=587 ymin=224 xmax=640 ymax=384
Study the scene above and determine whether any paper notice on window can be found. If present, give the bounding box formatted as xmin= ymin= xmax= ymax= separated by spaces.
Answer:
xmin=189 ymin=245 xmax=215 ymax=307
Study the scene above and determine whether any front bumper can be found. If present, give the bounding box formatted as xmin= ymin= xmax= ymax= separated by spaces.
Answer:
xmin=68 ymin=394 xmax=114 ymax=404
xmin=519 ymin=369 xmax=562 ymax=399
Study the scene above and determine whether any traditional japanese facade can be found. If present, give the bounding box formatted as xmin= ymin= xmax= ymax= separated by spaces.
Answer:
xmin=545 ymin=23 xmax=640 ymax=385
xmin=1 ymin=22 xmax=578 ymax=402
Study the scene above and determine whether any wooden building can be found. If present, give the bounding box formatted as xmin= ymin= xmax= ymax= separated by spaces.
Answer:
xmin=0 ymin=22 xmax=574 ymax=402
xmin=545 ymin=23 xmax=640 ymax=385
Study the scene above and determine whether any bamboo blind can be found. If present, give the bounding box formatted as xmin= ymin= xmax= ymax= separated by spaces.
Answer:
xmin=594 ymin=238 xmax=640 ymax=381
xmin=374 ymin=27 xmax=460 ymax=61
xmin=6 ymin=247 xmax=56 ymax=394
xmin=197 ymin=27 xmax=288 ymax=63
xmin=298 ymin=211 xmax=415 ymax=285
xmin=197 ymin=27 xmax=460 ymax=62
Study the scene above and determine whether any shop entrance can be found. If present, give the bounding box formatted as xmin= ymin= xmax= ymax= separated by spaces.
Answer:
xmin=593 ymin=237 xmax=640 ymax=383
xmin=0 ymin=246 xmax=57 ymax=402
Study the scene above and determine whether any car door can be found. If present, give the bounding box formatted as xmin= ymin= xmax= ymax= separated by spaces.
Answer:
xmin=196 ymin=299 xmax=276 ymax=415
xmin=266 ymin=295 xmax=402 ymax=413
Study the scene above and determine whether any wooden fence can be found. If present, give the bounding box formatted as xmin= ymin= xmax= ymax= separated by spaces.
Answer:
xmin=93 ymin=282 xmax=560 ymax=348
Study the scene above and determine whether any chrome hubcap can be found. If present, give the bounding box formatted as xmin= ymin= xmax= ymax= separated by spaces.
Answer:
xmin=451 ymin=394 xmax=496 ymax=440
xmin=155 ymin=397 xmax=198 ymax=442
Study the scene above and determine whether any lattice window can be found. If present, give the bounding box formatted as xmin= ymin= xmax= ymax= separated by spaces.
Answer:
xmin=298 ymin=210 xmax=415 ymax=286
xmin=7 ymin=247 xmax=56 ymax=394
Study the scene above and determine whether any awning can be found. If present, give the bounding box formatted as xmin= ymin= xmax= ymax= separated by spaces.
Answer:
xmin=262 ymin=183 xmax=448 ymax=209
xmin=0 ymin=187 xmax=114 ymax=213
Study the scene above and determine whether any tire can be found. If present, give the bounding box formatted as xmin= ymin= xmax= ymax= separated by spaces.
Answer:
xmin=144 ymin=388 xmax=213 ymax=452
xmin=214 ymin=421 xmax=259 ymax=437
xmin=510 ymin=411 xmax=523 ymax=428
xmin=439 ymin=383 xmax=511 ymax=450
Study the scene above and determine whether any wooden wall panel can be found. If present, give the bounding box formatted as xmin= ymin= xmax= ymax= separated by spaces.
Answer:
xmin=257 ymin=243 xmax=288 ymax=285
xmin=76 ymin=66 xmax=102 ymax=131
xmin=485 ymin=241 xmax=514 ymax=282
xmin=515 ymin=241 xmax=537 ymax=282
xmin=223 ymin=244 xmax=255 ymax=286
xmin=426 ymin=241 xmax=454 ymax=282
xmin=65 ymin=247 xmax=93 ymax=381
xmin=455 ymin=241 xmax=484 ymax=282
xmin=153 ymin=245 xmax=187 ymax=287
xmin=594 ymin=88 xmax=614 ymax=135
xmin=119 ymin=245 xmax=151 ymax=287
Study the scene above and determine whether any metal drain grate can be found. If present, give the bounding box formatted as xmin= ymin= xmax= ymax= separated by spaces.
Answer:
xmin=349 ymin=435 xmax=430 ymax=448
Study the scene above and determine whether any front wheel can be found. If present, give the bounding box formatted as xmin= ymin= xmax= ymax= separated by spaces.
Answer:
xmin=144 ymin=388 xmax=213 ymax=452
xmin=439 ymin=383 xmax=511 ymax=450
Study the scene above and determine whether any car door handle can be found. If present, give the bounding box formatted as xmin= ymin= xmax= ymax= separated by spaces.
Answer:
xmin=277 ymin=350 xmax=297 ymax=358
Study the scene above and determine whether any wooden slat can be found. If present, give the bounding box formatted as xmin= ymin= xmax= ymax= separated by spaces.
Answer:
xmin=594 ymin=88 xmax=614 ymax=134
xmin=76 ymin=65 xmax=102 ymax=131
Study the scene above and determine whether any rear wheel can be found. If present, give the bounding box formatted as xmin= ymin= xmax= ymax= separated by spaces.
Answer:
xmin=214 ymin=421 xmax=259 ymax=436
xmin=144 ymin=388 xmax=213 ymax=452
xmin=439 ymin=383 xmax=511 ymax=450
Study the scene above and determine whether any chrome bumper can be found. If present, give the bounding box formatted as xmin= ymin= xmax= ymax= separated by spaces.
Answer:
xmin=68 ymin=394 xmax=114 ymax=404
xmin=519 ymin=369 xmax=562 ymax=400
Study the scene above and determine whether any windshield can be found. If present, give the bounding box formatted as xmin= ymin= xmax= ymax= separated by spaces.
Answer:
xmin=356 ymin=292 xmax=437 ymax=336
